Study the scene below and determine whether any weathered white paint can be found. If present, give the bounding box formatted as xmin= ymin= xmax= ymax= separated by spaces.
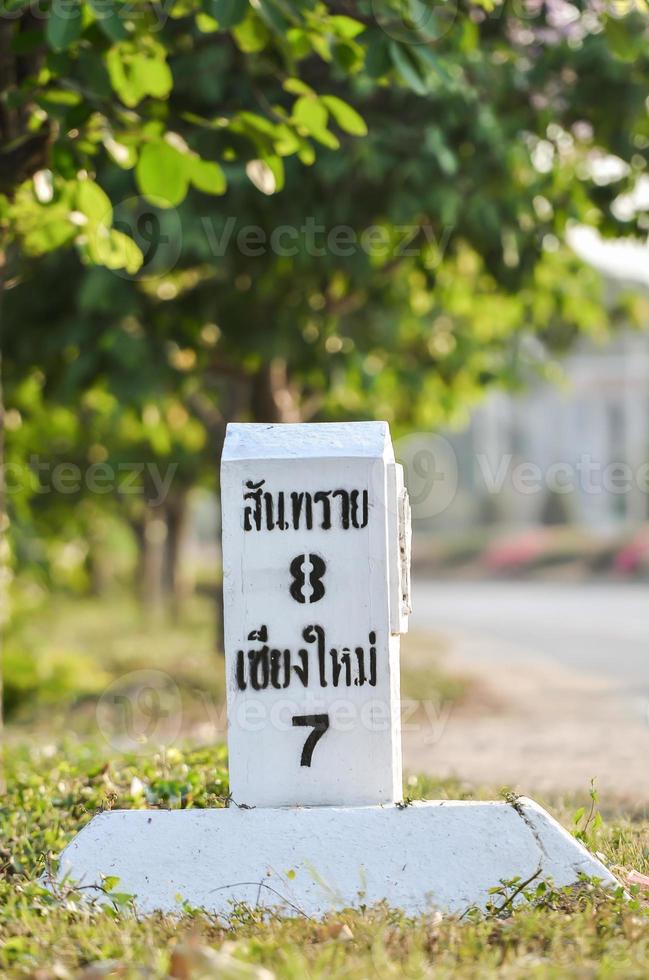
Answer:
xmin=221 ymin=422 xmax=409 ymax=808
xmin=387 ymin=461 xmax=411 ymax=635
xmin=56 ymin=799 xmax=617 ymax=917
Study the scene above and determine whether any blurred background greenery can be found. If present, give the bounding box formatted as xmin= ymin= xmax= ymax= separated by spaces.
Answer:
xmin=1 ymin=0 xmax=649 ymax=732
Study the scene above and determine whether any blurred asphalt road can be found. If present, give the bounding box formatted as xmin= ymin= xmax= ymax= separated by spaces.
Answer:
xmin=406 ymin=578 xmax=649 ymax=798
xmin=411 ymin=579 xmax=649 ymax=691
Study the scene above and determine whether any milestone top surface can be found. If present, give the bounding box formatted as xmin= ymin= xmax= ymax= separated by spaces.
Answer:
xmin=222 ymin=421 xmax=394 ymax=461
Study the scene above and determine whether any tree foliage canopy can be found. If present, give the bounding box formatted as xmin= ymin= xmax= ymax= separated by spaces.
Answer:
xmin=1 ymin=0 xmax=648 ymax=598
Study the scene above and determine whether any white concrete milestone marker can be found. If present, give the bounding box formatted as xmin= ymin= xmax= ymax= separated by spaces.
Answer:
xmin=55 ymin=420 xmax=618 ymax=916
xmin=221 ymin=422 xmax=409 ymax=807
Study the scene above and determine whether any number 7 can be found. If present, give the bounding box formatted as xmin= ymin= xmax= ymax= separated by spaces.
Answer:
xmin=292 ymin=713 xmax=330 ymax=767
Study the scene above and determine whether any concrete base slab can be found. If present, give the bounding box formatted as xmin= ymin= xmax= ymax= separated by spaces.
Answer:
xmin=56 ymin=798 xmax=617 ymax=917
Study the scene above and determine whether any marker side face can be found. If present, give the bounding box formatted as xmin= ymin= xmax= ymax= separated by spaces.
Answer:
xmin=221 ymin=451 xmax=402 ymax=808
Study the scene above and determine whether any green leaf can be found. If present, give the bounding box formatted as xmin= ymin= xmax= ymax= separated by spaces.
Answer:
xmin=459 ymin=17 xmax=479 ymax=53
xmin=320 ymin=96 xmax=367 ymax=136
xmin=292 ymin=96 xmax=328 ymax=135
xmin=256 ymin=0 xmax=290 ymax=34
xmin=136 ymin=142 xmax=190 ymax=207
xmin=106 ymin=40 xmax=172 ymax=108
xmin=46 ymin=0 xmax=82 ymax=52
xmin=285 ymin=27 xmax=312 ymax=59
xmin=296 ymin=139 xmax=315 ymax=166
xmin=25 ymin=216 xmax=75 ymax=253
xmin=332 ymin=39 xmax=363 ymax=73
xmin=273 ymin=123 xmax=300 ymax=156
xmin=327 ymin=14 xmax=365 ymax=38
xmin=40 ymin=88 xmax=83 ymax=107
xmin=190 ymin=158 xmax=227 ymax=195
xmin=291 ymin=96 xmax=339 ymax=149
xmin=425 ymin=128 xmax=457 ymax=176
xmin=310 ymin=31 xmax=332 ymax=62
xmin=10 ymin=179 xmax=77 ymax=255
xmin=87 ymin=227 xmax=143 ymax=273
xmin=196 ymin=11 xmax=218 ymax=32
xmin=389 ymin=41 xmax=428 ymax=95
xmin=234 ymin=111 xmax=277 ymax=139
xmin=140 ymin=56 xmax=172 ymax=99
xmin=76 ymin=180 xmax=112 ymax=225
xmin=413 ymin=44 xmax=453 ymax=84
xmin=88 ymin=0 xmax=128 ymax=41
xmin=203 ymin=0 xmax=248 ymax=29
xmin=407 ymin=0 xmax=441 ymax=41
xmin=365 ymin=32 xmax=391 ymax=78
xmin=232 ymin=12 xmax=269 ymax=52
xmin=0 ymin=0 xmax=31 ymax=13
xmin=283 ymin=77 xmax=314 ymax=98
xmin=605 ymin=16 xmax=639 ymax=63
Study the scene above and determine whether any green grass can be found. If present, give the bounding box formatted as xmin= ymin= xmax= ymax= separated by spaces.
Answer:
xmin=3 ymin=596 xmax=649 ymax=976
xmin=2 ymin=741 xmax=649 ymax=978
xmin=4 ymin=593 xmax=224 ymax=731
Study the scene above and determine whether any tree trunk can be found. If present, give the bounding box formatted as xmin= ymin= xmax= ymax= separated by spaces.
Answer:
xmin=86 ymin=514 xmax=111 ymax=596
xmin=0 ymin=17 xmax=50 ymax=195
xmin=211 ymin=359 xmax=303 ymax=657
xmin=163 ymin=491 xmax=188 ymax=622
xmin=251 ymin=358 xmax=302 ymax=423
xmin=132 ymin=496 xmax=192 ymax=622
xmin=205 ymin=358 xmax=303 ymax=658
xmin=131 ymin=508 xmax=167 ymax=617
xmin=144 ymin=508 xmax=167 ymax=615
xmin=87 ymin=545 xmax=110 ymax=596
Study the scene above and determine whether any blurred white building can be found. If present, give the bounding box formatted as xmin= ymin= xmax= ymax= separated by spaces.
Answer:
xmin=463 ymin=329 xmax=649 ymax=528
xmin=441 ymin=236 xmax=649 ymax=530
